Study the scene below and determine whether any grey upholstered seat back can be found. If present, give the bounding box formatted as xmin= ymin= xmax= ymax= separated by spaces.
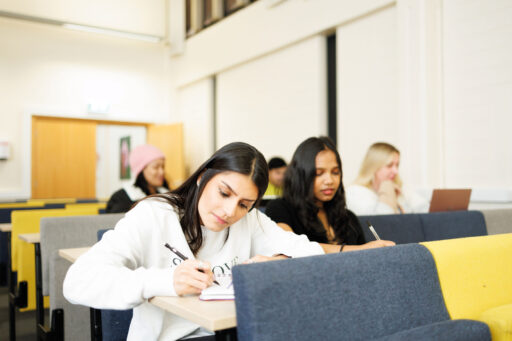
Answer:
xmin=419 ymin=211 xmax=487 ymax=241
xmin=233 ymin=244 xmax=449 ymax=341
xmin=358 ymin=213 xmax=425 ymax=244
xmin=40 ymin=214 xmax=124 ymax=295
xmin=358 ymin=210 xmax=488 ymax=245
xmin=40 ymin=213 xmax=123 ymax=341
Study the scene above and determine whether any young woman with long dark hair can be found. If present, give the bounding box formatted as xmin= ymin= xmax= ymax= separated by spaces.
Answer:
xmin=265 ymin=136 xmax=394 ymax=253
xmin=64 ymin=142 xmax=324 ymax=340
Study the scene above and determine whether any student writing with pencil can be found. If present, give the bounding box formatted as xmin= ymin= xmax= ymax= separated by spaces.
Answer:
xmin=63 ymin=142 xmax=325 ymax=341
xmin=265 ymin=136 xmax=395 ymax=252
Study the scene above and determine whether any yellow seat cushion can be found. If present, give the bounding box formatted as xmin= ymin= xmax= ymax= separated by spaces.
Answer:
xmin=27 ymin=198 xmax=77 ymax=205
xmin=422 ymin=234 xmax=512 ymax=338
xmin=12 ymin=208 xmax=98 ymax=311
xmin=65 ymin=202 xmax=106 ymax=210
xmin=480 ymin=304 xmax=512 ymax=341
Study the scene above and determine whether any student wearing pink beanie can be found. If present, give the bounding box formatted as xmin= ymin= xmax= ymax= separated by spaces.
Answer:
xmin=106 ymin=144 xmax=170 ymax=213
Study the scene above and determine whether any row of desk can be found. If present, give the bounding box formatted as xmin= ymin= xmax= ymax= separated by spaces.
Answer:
xmin=8 ymin=224 xmax=238 ymax=339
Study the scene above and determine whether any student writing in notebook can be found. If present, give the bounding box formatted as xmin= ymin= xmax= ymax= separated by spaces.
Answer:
xmin=63 ymin=142 xmax=325 ymax=341
xmin=265 ymin=136 xmax=394 ymax=253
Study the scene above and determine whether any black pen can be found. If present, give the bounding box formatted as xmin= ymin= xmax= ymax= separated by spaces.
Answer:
xmin=164 ymin=243 xmax=220 ymax=285
xmin=366 ymin=220 xmax=381 ymax=240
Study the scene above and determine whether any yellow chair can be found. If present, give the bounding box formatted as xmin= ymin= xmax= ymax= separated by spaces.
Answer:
xmin=11 ymin=208 xmax=97 ymax=311
xmin=0 ymin=202 xmax=45 ymax=209
xmin=422 ymin=234 xmax=512 ymax=341
xmin=27 ymin=198 xmax=77 ymax=205
xmin=65 ymin=202 xmax=107 ymax=211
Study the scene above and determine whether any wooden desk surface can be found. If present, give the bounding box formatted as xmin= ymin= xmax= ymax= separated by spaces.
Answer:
xmin=0 ymin=223 xmax=12 ymax=232
xmin=58 ymin=247 xmax=237 ymax=332
xmin=18 ymin=232 xmax=40 ymax=244
xmin=149 ymin=295 xmax=236 ymax=331
xmin=58 ymin=247 xmax=90 ymax=263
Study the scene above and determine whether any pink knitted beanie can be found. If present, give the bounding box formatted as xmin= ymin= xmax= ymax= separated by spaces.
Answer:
xmin=129 ymin=144 xmax=165 ymax=177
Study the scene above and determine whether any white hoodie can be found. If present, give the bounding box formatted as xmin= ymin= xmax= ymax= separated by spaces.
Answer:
xmin=63 ymin=197 xmax=323 ymax=340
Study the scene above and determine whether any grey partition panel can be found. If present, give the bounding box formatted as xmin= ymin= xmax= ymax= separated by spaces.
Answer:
xmin=419 ymin=211 xmax=487 ymax=242
xmin=40 ymin=213 xmax=124 ymax=341
xmin=480 ymin=209 xmax=512 ymax=235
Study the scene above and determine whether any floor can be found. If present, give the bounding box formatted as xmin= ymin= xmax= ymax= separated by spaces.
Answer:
xmin=0 ymin=286 xmax=49 ymax=341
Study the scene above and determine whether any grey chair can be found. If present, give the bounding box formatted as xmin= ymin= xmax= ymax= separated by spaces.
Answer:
xmin=233 ymin=244 xmax=490 ymax=341
xmin=357 ymin=210 xmax=488 ymax=244
xmin=480 ymin=208 xmax=512 ymax=235
xmin=40 ymin=213 xmax=124 ymax=341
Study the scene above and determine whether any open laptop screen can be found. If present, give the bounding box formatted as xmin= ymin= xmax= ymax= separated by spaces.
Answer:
xmin=428 ymin=189 xmax=472 ymax=213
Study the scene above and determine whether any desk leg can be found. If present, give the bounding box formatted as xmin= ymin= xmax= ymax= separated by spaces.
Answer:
xmin=35 ymin=242 xmax=45 ymax=326
xmin=90 ymin=308 xmax=103 ymax=341
xmin=7 ymin=231 xmax=16 ymax=341
xmin=215 ymin=327 xmax=237 ymax=341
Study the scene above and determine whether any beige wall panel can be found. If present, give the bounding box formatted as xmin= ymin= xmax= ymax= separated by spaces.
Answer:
xmin=148 ymin=123 xmax=186 ymax=188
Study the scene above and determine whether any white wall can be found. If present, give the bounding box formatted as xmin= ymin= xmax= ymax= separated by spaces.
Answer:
xmin=0 ymin=17 xmax=170 ymax=199
xmin=443 ymin=0 xmax=512 ymax=189
xmin=337 ymin=5 xmax=399 ymax=186
xmin=0 ymin=0 xmax=166 ymax=37
xmin=216 ymin=36 xmax=327 ymax=162
xmin=167 ymin=0 xmax=512 ymax=207
xmin=169 ymin=0 xmax=394 ymax=86
xmin=174 ymin=78 xmax=215 ymax=174
xmin=96 ymin=125 xmax=147 ymax=199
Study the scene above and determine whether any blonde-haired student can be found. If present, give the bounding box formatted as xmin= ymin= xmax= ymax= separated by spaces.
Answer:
xmin=346 ymin=142 xmax=428 ymax=215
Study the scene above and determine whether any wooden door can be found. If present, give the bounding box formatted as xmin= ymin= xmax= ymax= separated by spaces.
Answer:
xmin=147 ymin=123 xmax=186 ymax=188
xmin=31 ymin=116 xmax=96 ymax=198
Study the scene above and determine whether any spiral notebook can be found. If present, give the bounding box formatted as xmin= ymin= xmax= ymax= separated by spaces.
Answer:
xmin=199 ymin=274 xmax=234 ymax=301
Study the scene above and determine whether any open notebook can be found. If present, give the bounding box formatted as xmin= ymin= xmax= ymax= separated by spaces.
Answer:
xmin=199 ymin=274 xmax=234 ymax=301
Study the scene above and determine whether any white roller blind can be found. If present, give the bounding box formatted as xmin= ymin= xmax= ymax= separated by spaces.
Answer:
xmin=176 ymin=78 xmax=215 ymax=174
xmin=336 ymin=5 xmax=399 ymax=185
xmin=443 ymin=0 xmax=512 ymax=188
xmin=216 ymin=36 xmax=327 ymax=161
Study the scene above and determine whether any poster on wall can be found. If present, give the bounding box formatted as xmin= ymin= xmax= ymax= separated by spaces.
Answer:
xmin=120 ymin=136 xmax=131 ymax=179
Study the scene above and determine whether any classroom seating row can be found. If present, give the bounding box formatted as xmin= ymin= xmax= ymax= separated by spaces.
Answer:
xmin=1 ymin=202 xmax=106 ymax=341
xmin=0 ymin=200 xmax=106 ymax=286
xmin=10 ymin=207 xmax=512 ymax=340
xmin=357 ymin=209 xmax=511 ymax=244
xmin=234 ymin=233 xmax=512 ymax=340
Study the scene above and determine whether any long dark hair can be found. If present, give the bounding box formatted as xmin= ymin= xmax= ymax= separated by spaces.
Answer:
xmin=134 ymin=172 xmax=170 ymax=196
xmin=155 ymin=142 xmax=268 ymax=254
xmin=283 ymin=136 xmax=357 ymax=243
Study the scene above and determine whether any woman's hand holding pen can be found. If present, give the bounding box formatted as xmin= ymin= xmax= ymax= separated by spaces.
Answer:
xmin=173 ymin=259 xmax=215 ymax=296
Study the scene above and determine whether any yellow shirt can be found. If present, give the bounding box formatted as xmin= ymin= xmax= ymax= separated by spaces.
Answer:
xmin=264 ymin=182 xmax=283 ymax=197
